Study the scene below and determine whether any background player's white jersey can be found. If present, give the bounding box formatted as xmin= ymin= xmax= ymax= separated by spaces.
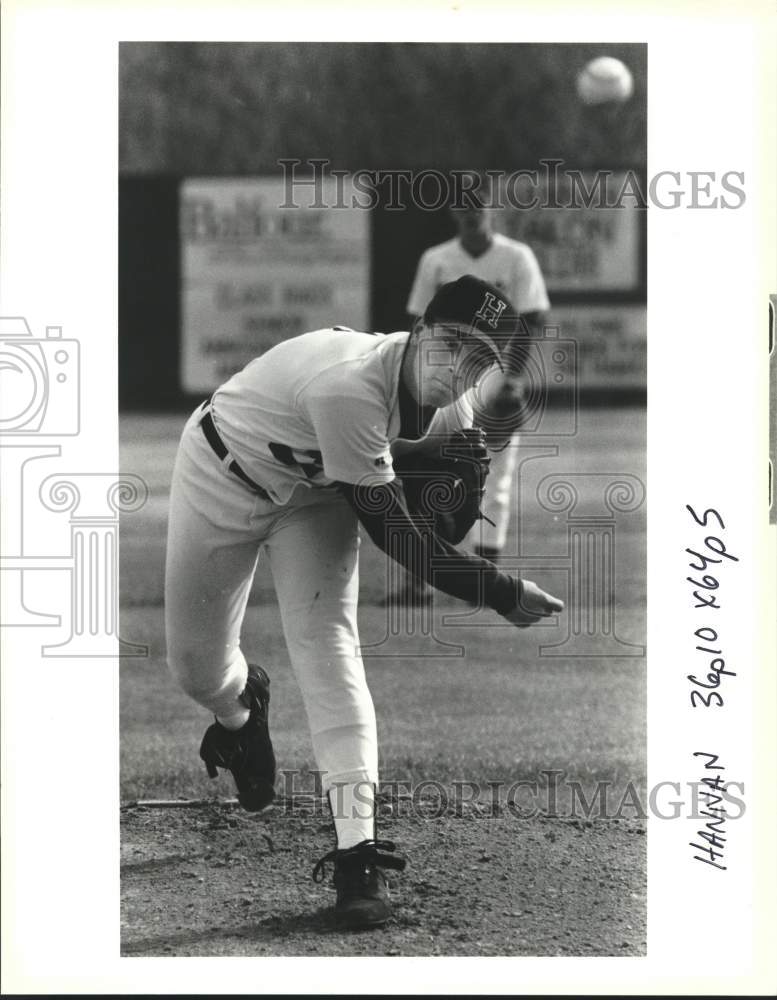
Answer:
xmin=406 ymin=233 xmax=549 ymax=319
xmin=211 ymin=328 xmax=474 ymax=505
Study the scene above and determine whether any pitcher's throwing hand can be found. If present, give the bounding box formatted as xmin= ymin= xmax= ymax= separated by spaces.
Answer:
xmin=503 ymin=579 xmax=565 ymax=628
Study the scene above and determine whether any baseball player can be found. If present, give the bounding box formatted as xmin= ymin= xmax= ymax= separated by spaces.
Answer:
xmin=165 ymin=275 xmax=563 ymax=930
xmin=390 ymin=183 xmax=550 ymax=603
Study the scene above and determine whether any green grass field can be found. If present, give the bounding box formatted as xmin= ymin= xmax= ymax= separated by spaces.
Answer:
xmin=119 ymin=405 xmax=646 ymax=806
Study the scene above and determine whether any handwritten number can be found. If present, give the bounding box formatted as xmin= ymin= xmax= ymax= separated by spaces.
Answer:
xmin=690 ymin=690 xmax=724 ymax=709
xmin=686 ymin=504 xmax=725 ymax=531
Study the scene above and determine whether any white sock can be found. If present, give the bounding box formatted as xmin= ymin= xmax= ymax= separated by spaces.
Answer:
xmin=216 ymin=704 xmax=250 ymax=731
xmin=329 ymin=782 xmax=376 ymax=849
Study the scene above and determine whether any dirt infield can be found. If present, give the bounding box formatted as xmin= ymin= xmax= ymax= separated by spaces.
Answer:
xmin=121 ymin=798 xmax=646 ymax=957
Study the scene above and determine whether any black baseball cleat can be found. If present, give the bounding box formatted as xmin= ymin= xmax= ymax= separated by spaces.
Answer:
xmin=199 ymin=663 xmax=276 ymax=811
xmin=312 ymin=839 xmax=407 ymax=930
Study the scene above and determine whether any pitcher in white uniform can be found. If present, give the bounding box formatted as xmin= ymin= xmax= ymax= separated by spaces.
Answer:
xmin=165 ymin=275 xmax=563 ymax=929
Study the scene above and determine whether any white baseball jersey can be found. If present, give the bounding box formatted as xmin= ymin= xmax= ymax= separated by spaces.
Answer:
xmin=406 ymin=233 xmax=550 ymax=319
xmin=211 ymin=327 xmax=474 ymax=505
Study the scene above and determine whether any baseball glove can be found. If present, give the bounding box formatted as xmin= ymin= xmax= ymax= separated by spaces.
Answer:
xmin=393 ymin=428 xmax=492 ymax=545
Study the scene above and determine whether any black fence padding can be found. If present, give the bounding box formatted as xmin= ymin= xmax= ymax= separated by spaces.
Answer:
xmin=371 ymin=200 xmax=453 ymax=333
xmin=119 ymin=176 xmax=181 ymax=409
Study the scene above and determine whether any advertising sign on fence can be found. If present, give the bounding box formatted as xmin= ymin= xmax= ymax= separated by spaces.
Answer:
xmin=180 ymin=176 xmax=370 ymax=393
xmin=497 ymin=171 xmax=645 ymax=295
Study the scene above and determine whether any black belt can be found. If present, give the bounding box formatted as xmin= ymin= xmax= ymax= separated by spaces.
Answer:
xmin=199 ymin=401 xmax=273 ymax=501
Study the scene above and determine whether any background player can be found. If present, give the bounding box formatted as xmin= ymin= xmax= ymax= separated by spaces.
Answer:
xmin=165 ymin=276 xmax=563 ymax=931
xmin=390 ymin=178 xmax=550 ymax=603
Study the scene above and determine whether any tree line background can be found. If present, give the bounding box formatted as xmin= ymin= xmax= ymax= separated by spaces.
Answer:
xmin=120 ymin=42 xmax=646 ymax=175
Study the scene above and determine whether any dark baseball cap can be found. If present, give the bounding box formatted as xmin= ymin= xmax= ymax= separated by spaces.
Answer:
xmin=423 ymin=274 xmax=517 ymax=362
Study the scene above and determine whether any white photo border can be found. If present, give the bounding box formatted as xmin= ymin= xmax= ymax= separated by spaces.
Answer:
xmin=1 ymin=0 xmax=775 ymax=994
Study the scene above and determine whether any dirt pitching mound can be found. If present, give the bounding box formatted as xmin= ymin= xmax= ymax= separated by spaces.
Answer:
xmin=121 ymin=798 xmax=645 ymax=956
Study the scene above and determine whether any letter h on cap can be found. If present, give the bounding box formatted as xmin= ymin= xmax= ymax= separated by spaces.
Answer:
xmin=474 ymin=293 xmax=507 ymax=330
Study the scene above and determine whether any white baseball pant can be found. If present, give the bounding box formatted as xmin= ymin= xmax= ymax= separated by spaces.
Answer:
xmin=164 ymin=406 xmax=378 ymax=794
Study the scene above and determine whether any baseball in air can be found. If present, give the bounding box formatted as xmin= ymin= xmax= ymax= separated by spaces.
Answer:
xmin=576 ymin=56 xmax=633 ymax=105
